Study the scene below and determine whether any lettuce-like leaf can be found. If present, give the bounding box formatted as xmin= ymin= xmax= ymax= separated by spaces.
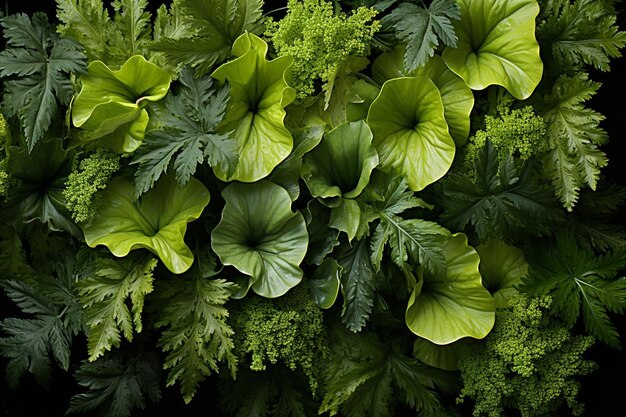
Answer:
xmin=72 ymin=55 xmax=171 ymax=153
xmin=211 ymin=33 xmax=296 ymax=182
xmin=302 ymin=120 xmax=378 ymax=207
xmin=367 ymin=76 xmax=455 ymax=191
xmin=405 ymin=233 xmax=495 ymax=344
xmin=372 ymin=47 xmax=473 ymax=145
xmin=475 ymin=239 xmax=528 ymax=308
xmin=82 ymin=175 xmax=210 ymax=274
xmin=211 ymin=181 xmax=308 ymax=298
xmin=442 ymin=0 xmax=543 ymax=100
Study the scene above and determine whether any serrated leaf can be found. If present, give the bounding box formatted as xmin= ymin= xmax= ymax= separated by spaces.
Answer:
xmin=382 ymin=0 xmax=460 ymax=72
xmin=78 ymin=253 xmax=157 ymax=361
xmin=56 ymin=0 xmax=112 ymax=61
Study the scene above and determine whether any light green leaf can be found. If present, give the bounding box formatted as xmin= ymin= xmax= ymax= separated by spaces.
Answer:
xmin=308 ymin=258 xmax=341 ymax=309
xmin=413 ymin=337 xmax=469 ymax=371
xmin=82 ymin=175 xmax=210 ymax=274
xmin=329 ymin=199 xmax=362 ymax=242
xmin=367 ymin=77 xmax=455 ymax=191
xmin=211 ymin=32 xmax=296 ymax=182
xmin=372 ymin=47 xmax=474 ymax=145
xmin=72 ymin=55 xmax=171 ymax=153
xmin=442 ymin=0 xmax=543 ymax=100
xmin=211 ymin=181 xmax=308 ymax=298
xmin=302 ymin=120 xmax=378 ymax=207
xmin=405 ymin=233 xmax=495 ymax=344
xmin=475 ymin=239 xmax=528 ymax=308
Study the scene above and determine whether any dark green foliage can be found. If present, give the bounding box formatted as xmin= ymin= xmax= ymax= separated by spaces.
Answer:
xmin=458 ymin=294 xmax=597 ymax=417
xmin=68 ymin=351 xmax=161 ymax=417
xmin=335 ymin=238 xmax=378 ymax=332
xmin=132 ymin=67 xmax=236 ymax=197
xmin=154 ymin=249 xmax=237 ymax=403
xmin=538 ymin=0 xmax=626 ymax=74
xmin=0 ymin=13 xmax=86 ymax=150
xmin=77 ymin=252 xmax=157 ymax=361
xmin=320 ymin=324 xmax=455 ymax=417
xmin=382 ymin=0 xmax=460 ymax=72
xmin=440 ymin=141 xmax=562 ymax=242
xmin=520 ymin=235 xmax=626 ymax=347
xmin=64 ymin=148 xmax=121 ymax=224
xmin=230 ymin=285 xmax=328 ymax=394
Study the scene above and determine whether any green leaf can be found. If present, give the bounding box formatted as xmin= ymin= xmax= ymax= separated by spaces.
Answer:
xmin=320 ymin=326 xmax=453 ymax=417
xmin=308 ymin=258 xmax=342 ymax=309
xmin=0 ymin=280 xmax=72 ymax=388
xmin=372 ymin=48 xmax=474 ymax=145
xmin=82 ymin=174 xmax=210 ymax=274
xmin=211 ymin=32 xmax=296 ymax=182
xmin=131 ymin=67 xmax=237 ymax=197
xmin=440 ymin=140 xmax=562 ymax=242
xmin=538 ymin=0 xmax=626 ymax=73
xmin=520 ymin=236 xmax=626 ymax=347
xmin=72 ymin=55 xmax=171 ymax=153
xmin=68 ymin=352 xmax=161 ymax=417
xmin=56 ymin=0 xmax=113 ymax=62
xmin=329 ymin=199 xmax=362 ymax=242
xmin=303 ymin=199 xmax=340 ymax=266
xmin=366 ymin=172 xmax=450 ymax=276
xmin=367 ymin=77 xmax=455 ymax=192
xmin=336 ymin=239 xmax=378 ymax=332
xmin=78 ymin=252 xmax=157 ymax=361
xmin=150 ymin=0 xmax=264 ymax=77
xmin=475 ymin=239 xmax=528 ymax=308
xmin=302 ymin=120 xmax=378 ymax=207
xmin=0 ymin=13 xmax=86 ymax=150
xmin=535 ymin=74 xmax=608 ymax=211
xmin=110 ymin=0 xmax=152 ymax=58
xmin=5 ymin=139 xmax=80 ymax=236
xmin=406 ymin=233 xmax=495 ymax=344
xmin=155 ymin=250 xmax=237 ymax=403
xmin=211 ymin=181 xmax=308 ymax=298
xmin=442 ymin=0 xmax=543 ymax=100
xmin=413 ymin=337 xmax=470 ymax=371
xmin=382 ymin=0 xmax=460 ymax=72
xmin=0 ymin=227 xmax=34 ymax=278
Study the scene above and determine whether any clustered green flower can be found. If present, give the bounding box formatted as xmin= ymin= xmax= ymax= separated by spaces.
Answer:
xmin=265 ymin=0 xmax=380 ymax=98
xmin=230 ymin=285 xmax=328 ymax=393
xmin=458 ymin=294 xmax=596 ymax=417
xmin=465 ymin=106 xmax=547 ymax=171
xmin=0 ymin=114 xmax=8 ymax=197
xmin=63 ymin=147 xmax=121 ymax=223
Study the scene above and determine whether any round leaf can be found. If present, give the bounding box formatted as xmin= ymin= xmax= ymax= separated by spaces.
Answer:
xmin=302 ymin=120 xmax=379 ymax=206
xmin=367 ymin=77 xmax=455 ymax=191
xmin=72 ymin=55 xmax=171 ymax=153
xmin=82 ymin=175 xmax=209 ymax=274
xmin=442 ymin=0 xmax=543 ymax=100
xmin=211 ymin=181 xmax=308 ymax=298
xmin=372 ymin=47 xmax=474 ymax=145
xmin=308 ymin=258 xmax=341 ymax=309
xmin=406 ymin=233 xmax=495 ymax=344
xmin=475 ymin=239 xmax=528 ymax=308
xmin=211 ymin=33 xmax=296 ymax=182
xmin=413 ymin=337 xmax=470 ymax=371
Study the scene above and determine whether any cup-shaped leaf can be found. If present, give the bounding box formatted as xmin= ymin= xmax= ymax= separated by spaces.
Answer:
xmin=308 ymin=257 xmax=341 ymax=309
xmin=72 ymin=55 xmax=171 ymax=153
xmin=442 ymin=0 xmax=543 ymax=100
xmin=211 ymin=181 xmax=309 ymax=298
xmin=211 ymin=33 xmax=296 ymax=183
xmin=302 ymin=120 xmax=379 ymax=207
xmin=475 ymin=239 xmax=528 ymax=308
xmin=406 ymin=233 xmax=495 ymax=344
xmin=372 ymin=47 xmax=474 ymax=145
xmin=367 ymin=77 xmax=455 ymax=192
xmin=82 ymin=175 xmax=210 ymax=274
xmin=413 ymin=337 xmax=470 ymax=371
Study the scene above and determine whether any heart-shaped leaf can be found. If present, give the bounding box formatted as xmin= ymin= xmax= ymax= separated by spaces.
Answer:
xmin=405 ymin=233 xmax=495 ymax=344
xmin=367 ymin=77 xmax=455 ymax=191
xmin=211 ymin=181 xmax=308 ymax=298
xmin=82 ymin=175 xmax=210 ymax=274
xmin=211 ymin=33 xmax=296 ymax=182
xmin=442 ymin=0 xmax=543 ymax=100
xmin=72 ymin=55 xmax=171 ymax=153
